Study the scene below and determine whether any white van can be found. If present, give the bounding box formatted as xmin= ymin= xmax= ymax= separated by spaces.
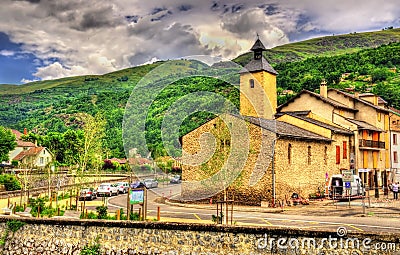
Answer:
xmin=328 ymin=174 xmax=364 ymax=198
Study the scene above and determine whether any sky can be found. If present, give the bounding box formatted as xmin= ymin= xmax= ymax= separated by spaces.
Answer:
xmin=0 ymin=0 xmax=399 ymax=85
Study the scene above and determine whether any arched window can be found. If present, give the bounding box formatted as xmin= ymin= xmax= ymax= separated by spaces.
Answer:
xmin=288 ymin=143 xmax=292 ymax=164
xmin=249 ymin=79 xmax=254 ymax=88
xmin=307 ymin=146 xmax=312 ymax=165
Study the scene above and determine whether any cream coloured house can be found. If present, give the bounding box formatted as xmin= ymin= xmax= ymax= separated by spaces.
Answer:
xmin=8 ymin=129 xmax=53 ymax=168
xmin=278 ymin=82 xmax=391 ymax=197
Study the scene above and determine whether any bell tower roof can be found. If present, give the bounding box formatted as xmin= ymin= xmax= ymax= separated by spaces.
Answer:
xmin=239 ymin=37 xmax=277 ymax=75
xmin=250 ymin=38 xmax=267 ymax=52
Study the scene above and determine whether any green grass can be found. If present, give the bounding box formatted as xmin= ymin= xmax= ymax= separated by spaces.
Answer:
xmin=234 ymin=28 xmax=400 ymax=66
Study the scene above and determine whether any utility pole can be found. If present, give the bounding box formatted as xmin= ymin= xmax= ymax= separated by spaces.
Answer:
xmin=271 ymin=139 xmax=277 ymax=207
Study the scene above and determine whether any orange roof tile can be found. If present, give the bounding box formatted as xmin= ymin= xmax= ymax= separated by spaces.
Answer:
xmin=13 ymin=147 xmax=45 ymax=161
xmin=16 ymin=140 xmax=36 ymax=147
xmin=11 ymin=129 xmax=22 ymax=139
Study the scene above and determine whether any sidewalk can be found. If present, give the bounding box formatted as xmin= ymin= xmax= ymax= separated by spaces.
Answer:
xmin=165 ymin=195 xmax=400 ymax=218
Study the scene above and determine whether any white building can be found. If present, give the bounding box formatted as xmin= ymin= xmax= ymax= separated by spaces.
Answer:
xmin=389 ymin=108 xmax=400 ymax=183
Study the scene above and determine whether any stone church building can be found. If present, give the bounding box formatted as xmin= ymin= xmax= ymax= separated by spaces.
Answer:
xmin=181 ymin=38 xmax=355 ymax=205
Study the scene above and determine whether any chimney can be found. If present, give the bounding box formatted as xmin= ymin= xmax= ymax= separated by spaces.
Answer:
xmin=354 ymin=91 xmax=359 ymax=99
xmin=320 ymin=80 xmax=327 ymax=98
xmin=23 ymin=128 xmax=27 ymax=135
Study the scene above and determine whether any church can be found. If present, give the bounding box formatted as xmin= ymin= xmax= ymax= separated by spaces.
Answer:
xmin=180 ymin=38 xmax=360 ymax=205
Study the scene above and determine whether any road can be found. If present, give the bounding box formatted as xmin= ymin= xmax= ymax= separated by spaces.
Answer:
xmin=96 ymin=183 xmax=400 ymax=234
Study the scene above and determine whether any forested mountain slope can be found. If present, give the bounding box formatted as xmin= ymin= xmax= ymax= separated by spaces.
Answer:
xmin=1 ymin=29 xmax=400 ymax=159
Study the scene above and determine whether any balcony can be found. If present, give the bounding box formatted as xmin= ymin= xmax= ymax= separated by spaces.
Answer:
xmin=359 ymin=139 xmax=385 ymax=149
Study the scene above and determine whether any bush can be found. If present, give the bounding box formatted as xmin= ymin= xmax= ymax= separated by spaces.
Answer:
xmin=117 ymin=76 xmax=129 ymax=82
xmin=80 ymin=237 xmax=101 ymax=255
xmin=11 ymin=160 xmax=18 ymax=167
xmin=81 ymin=211 xmax=97 ymax=219
xmin=96 ymin=205 xmax=108 ymax=219
xmin=6 ymin=220 xmax=26 ymax=233
xmin=0 ymin=174 xmax=21 ymax=191
xmin=58 ymin=192 xmax=70 ymax=200
xmin=129 ymin=212 xmax=140 ymax=220
xmin=28 ymin=197 xmax=46 ymax=216
xmin=14 ymin=205 xmax=25 ymax=213
xmin=102 ymin=159 xmax=115 ymax=170
xmin=40 ymin=207 xmax=57 ymax=217
xmin=371 ymin=68 xmax=391 ymax=83
xmin=211 ymin=211 xmax=224 ymax=224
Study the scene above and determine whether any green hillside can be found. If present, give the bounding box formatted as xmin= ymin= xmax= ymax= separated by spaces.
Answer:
xmin=234 ymin=28 xmax=400 ymax=66
xmin=1 ymin=29 xmax=400 ymax=161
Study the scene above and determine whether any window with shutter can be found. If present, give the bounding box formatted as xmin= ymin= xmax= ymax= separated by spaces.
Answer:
xmin=336 ymin=146 xmax=340 ymax=164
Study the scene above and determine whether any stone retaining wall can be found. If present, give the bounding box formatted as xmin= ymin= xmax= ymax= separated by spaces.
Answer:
xmin=0 ymin=217 xmax=398 ymax=255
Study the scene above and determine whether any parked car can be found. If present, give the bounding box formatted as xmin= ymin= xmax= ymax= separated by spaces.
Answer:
xmin=170 ymin=175 xmax=182 ymax=184
xmin=79 ymin=188 xmax=97 ymax=201
xmin=143 ymin=179 xmax=158 ymax=189
xmin=131 ymin=181 xmax=146 ymax=189
xmin=97 ymin=183 xmax=118 ymax=197
xmin=115 ymin=182 xmax=129 ymax=194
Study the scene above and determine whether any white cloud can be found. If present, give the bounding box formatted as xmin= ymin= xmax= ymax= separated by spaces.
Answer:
xmin=20 ymin=78 xmax=39 ymax=84
xmin=33 ymin=62 xmax=87 ymax=80
xmin=1 ymin=0 xmax=400 ymax=81
xmin=0 ymin=50 xmax=15 ymax=57
xmin=220 ymin=8 xmax=289 ymax=48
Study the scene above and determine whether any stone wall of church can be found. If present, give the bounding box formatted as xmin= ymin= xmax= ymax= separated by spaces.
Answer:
xmin=274 ymin=134 xmax=349 ymax=201
xmin=181 ymin=116 xmax=275 ymax=205
xmin=182 ymin=114 xmax=350 ymax=205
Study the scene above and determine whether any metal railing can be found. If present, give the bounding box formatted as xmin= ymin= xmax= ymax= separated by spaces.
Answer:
xmin=359 ymin=139 xmax=385 ymax=149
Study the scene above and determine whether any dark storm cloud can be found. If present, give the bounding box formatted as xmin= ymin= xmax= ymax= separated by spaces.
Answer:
xmin=258 ymin=4 xmax=279 ymax=15
xmin=22 ymin=0 xmax=120 ymax=31
xmin=221 ymin=9 xmax=261 ymax=35
xmin=210 ymin=1 xmax=219 ymax=11
xmin=38 ymin=1 xmax=80 ymax=16
xmin=178 ymin=4 xmax=192 ymax=12
xmin=128 ymin=20 xmax=212 ymax=66
xmin=79 ymin=7 xmax=119 ymax=30
xmin=230 ymin=4 xmax=244 ymax=13
xmin=151 ymin=11 xmax=173 ymax=22
xmin=151 ymin=7 xmax=168 ymax=15
xmin=125 ymin=15 xmax=139 ymax=23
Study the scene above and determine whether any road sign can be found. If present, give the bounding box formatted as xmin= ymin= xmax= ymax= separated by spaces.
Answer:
xmin=342 ymin=170 xmax=353 ymax=182
xmin=129 ymin=189 xmax=144 ymax=204
xmin=344 ymin=182 xmax=351 ymax=189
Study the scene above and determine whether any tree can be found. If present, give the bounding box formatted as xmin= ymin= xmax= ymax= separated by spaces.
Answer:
xmin=0 ymin=126 xmax=16 ymax=162
xmin=78 ymin=113 xmax=106 ymax=173
xmin=22 ymin=129 xmax=84 ymax=166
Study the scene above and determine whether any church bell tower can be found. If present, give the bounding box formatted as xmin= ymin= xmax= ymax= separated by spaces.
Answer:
xmin=239 ymin=37 xmax=278 ymax=119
